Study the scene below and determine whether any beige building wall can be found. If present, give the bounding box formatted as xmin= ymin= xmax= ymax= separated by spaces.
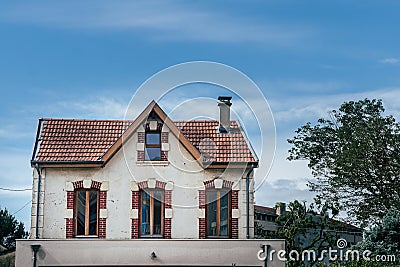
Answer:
xmin=16 ymin=239 xmax=285 ymax=267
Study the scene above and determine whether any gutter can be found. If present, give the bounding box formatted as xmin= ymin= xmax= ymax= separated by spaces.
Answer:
xmin=246 ymin=164 xmax=256 ymax=239
xmin=34 ymin=164 xmax=42 ymax=239
xmin=31 ymin=160 xmax=104 ymax=166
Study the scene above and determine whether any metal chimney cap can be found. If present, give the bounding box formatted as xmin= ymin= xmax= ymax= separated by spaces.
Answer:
xmin=218 ymin=96 xmax=232 ymax=106
xmin=218 ymin=96 xmax=232 ymax=101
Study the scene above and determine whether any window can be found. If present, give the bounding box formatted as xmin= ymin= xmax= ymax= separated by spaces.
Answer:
xmin=141 ymin=189 xmax=164 ymax=236
xmin=206 ymin=190 xmax=231 ymax=237
xmin=75 ymin=189 xmax=99 ymax=236
xmin=145 ymin=131 xmax=161 ymax=161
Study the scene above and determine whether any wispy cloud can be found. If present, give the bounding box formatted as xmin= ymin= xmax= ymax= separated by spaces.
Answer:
xmin=255 ymin=178 xmax=316 ymax=208
xmin=270 ymin=87 xmax=400 ymax=123
xmin=58 ymin=97 xmax=128 ymax=119
xmin=267 ymin=80 xmax=349 ymax=94
xmin=0 ymin=1 xmax=312 ymax=46
xmin=380 ymin=58 xmax=400 ymax=64
xmin=0 ymin=153 xmax=32 ymax=193
xmin=0 ymin=125 xmax=33 ymax=140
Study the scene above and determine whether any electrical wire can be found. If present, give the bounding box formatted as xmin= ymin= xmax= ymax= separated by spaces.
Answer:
xmin=11 ymin=200 xmax=32 ymax=216
xmin=0 ymin=187 xmax=31 ymax=192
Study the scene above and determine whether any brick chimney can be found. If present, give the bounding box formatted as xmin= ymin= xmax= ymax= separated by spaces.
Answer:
xmin=218 ymin=96 xmax=232 ymax=133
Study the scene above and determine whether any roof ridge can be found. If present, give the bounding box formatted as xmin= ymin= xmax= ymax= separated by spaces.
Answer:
xmin=41 ymin=118 xmax=134 ymax=122
xmin=41 ymin=118 xmax=243 ymax=122
xmin=40 ymin=118 xmax=241 ymax=123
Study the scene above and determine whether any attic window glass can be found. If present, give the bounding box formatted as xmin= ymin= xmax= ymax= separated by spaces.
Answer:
xmin=145 ymin=132 xmax=161 ymax=161
xmin=206 ymin=190 xmax=231 ymax=237
xmin=75 ymin=189 xmax=98 ymax=236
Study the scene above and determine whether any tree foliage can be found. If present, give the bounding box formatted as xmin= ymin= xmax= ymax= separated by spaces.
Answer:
xmin=266 ymin=200 xmax=343 ymax=267
xmin=288 ymin=99 xmax=400 ymax=227
xmin=0 ymin=208 xmax=28 ymax=249
xmin=353 ymin=209 xmax=400 ymax=264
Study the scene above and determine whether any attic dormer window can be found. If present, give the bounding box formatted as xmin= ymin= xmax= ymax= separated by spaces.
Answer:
xmin=145 ymin=130 xmax=161 ymax=161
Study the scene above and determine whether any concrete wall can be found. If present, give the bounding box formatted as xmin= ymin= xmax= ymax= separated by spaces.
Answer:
xmin=16 ymin=239 xmax=285 ymax=267
xmin=31 ymin=123 xmax=255 ymax=239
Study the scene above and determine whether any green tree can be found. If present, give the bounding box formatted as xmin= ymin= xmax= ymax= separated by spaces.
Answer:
xmin=352 ymin=209 xmax=400 ymax=264
xmin=0 ymin=208 xmax=28 ymax=249
xmin=288 ymin=99 xmax=400 ymax=227
xmin=270 ymin=200 xmax=341 ymax=267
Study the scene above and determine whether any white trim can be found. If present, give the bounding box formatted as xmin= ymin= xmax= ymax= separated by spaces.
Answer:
xmin=137 ymin=124 xmax=145 ymax=133
xmin=214 ymin=178 xmax=223 ymax=189
xmin=197 ymin=181 xmax=206 ymax=190
xmin=165 ymin=208 xmax=173 ymax=219
xmin=130 ymin=209 xmax=139 ymax=219
xmin=232 ymin=181 xmax=240 ymax=191
xmin=232 ymin=209 xmax=240 ymax=218
xmin=99 ymin=209 xmax=108 ymax=219
xmin=100 ymin=181 xmax=109 ymax=191
xmin=130 ymin=181 xmax=139 ymax=191
xmin=197 ymin=209 xmax=205 ymax=218
xmin=161 ymin=143 xmax=170 ymax=151
xmin=165 ymin=181 xmax=174 ymax=191
xmin=149 ymin=120 xmax=158 ymax=131
xmin=136 ymin=161 xmax=169 ymax=166
xmin=65 ymin=209 xmax=73 ymax=219
xmin=65 ymin=182 xmax=74 ymax=191
xmin=83 ymin=179 xmax=91 ymax=189
xmin=147 ymin=178 xmax=156 ymax=189
xmin=136 ymin=143 xmax=145 ymax=151
xmin=161 ymin=125 xmax=170 ymax=132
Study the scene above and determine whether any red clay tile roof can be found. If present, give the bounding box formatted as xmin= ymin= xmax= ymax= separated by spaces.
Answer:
xmin=33 ymin=118 xmax=257 ymax=164
xmin=35 ymin=119 xmax=132 ymax=162
xmin=175 ymin=120 xmax=256 ymax=163
xmin=254 ymin=205 xmax=277 ymax=215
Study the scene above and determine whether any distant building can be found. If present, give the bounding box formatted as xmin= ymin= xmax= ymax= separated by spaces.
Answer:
xmin=255 ymin=203 xmax=363 ymax=246
xmin=254 ymin=205 xmax=279 ymax=234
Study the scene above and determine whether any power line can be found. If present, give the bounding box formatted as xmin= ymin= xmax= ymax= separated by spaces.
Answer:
xmin=0 ymin=187 xmax=31 ymax=192
xmin=11 ymin=200 xmax=32 ymax=216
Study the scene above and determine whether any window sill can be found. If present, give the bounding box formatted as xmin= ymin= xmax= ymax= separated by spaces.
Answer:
xmin=206 ymin=236 xmax=231 ymax=239
xmin=139 ymin=235 xmax=164 ymax=238
xmin=74 ymin=235 xmax=99 ymax=238
xmin=137 ymin=161 xmax=169 ymax=166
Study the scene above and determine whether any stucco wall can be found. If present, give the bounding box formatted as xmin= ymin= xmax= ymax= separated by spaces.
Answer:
xmin=32 ymin=123 xmax=255 ymax=239
xmin=16 ymin=239 xmax=285 ymax=267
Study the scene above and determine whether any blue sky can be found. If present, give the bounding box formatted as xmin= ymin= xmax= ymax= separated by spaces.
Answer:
xmin=0 ymin=0 xmax=399 ymax=228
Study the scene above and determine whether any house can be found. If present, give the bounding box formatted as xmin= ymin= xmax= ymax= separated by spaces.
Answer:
xmin=16 ymin=97 xmax=285 ymax=266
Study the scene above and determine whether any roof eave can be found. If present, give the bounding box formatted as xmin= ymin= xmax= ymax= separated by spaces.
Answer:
xmin=31 ymin=118 xmax=44 ymax=163
xmin=31 ymin=160 xmax=104 ymax=168
xmin=205 ymin=161 xmax=259 ymax=169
